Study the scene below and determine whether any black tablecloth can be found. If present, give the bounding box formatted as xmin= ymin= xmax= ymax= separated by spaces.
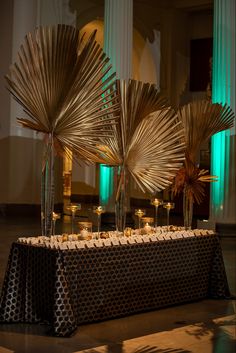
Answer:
xmin=0 ymin=234 xmax=230 ymax=336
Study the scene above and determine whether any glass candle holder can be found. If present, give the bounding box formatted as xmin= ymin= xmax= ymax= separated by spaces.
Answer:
xmin=150 ymin=198 xmax=163 ymax=231
xmin=135 ymin=209 xmax=146 ymax=234
xmin=66 ymin=203 xmax=81 ymax=234
xmin=163 ymin=202 xmax=175 ymax=230
xmin=78 ymin=221 xmax=93 ymax=239
xmin=141 ymin=217 xmax=154 ymax=234
xmin=52 ymin=212 xmax=61 ymax=236
xmin=93 ymin=206 xmax=105 ymax=238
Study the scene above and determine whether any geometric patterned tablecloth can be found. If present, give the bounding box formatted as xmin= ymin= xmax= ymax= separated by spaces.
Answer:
xmin=0 ymin=234 xmax=230 ymax=337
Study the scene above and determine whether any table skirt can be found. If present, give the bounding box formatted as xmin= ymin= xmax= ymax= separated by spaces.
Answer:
xmin=0 ymin=234 xmax=230 ymax=336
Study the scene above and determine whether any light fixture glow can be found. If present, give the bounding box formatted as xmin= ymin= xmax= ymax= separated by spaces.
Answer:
xmin=211 ymin=0 xmax=231 ymax=219
xmin=99 ymin=164 xmax=114 ymax=205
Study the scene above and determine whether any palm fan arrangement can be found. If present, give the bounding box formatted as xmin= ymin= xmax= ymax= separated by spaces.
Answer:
xmin=98 ymin=79 xmax=185 ymax=230
xmin=172 ymin=99 xmax=235 ymax=228
xmin=5 ymin=24 xmax=119 ymax=235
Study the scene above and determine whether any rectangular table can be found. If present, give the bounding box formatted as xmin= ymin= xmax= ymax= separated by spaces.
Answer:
xmin=0 ymin=234 xmax=230 ymax=336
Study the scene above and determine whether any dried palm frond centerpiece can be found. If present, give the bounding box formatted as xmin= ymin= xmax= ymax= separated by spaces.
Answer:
xmin=5 ymin=25 xmax=118 ymax=236
xmin=98 ymin=79 xmax=186 ymax=231
xmin=172 ymin=100 xmax=234 ymax=229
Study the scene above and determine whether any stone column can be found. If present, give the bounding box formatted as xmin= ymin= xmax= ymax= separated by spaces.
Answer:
xmin=103 ymin=0 xmax=133 ymax=78
xmin=210 ymin=0 xmax=236 ymax=231
xmin=100 ymin=0 xmax=133 ymax=208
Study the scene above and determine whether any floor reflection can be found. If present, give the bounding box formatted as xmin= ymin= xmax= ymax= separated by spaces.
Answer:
xmin=73 ymin=314 xmax=235 ymax=353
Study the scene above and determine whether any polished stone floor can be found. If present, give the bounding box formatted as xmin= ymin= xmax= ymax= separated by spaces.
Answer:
xmin=0 ymin=216 xmax=235 ymax=353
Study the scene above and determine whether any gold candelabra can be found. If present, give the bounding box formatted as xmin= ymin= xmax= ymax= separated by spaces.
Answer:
xmin=93 ymin=206 xmax=105 ymax=238
xmin=52 ymin=212 xmax=61 ymax=236
xmin=135 ymin=209 xmax=146 ymax=234
xmin=150 ymin=198 xmax=163 ymax=231
xmin=67 ymin=203 xmax=81 ymax=234
xmin=163 ymin=202 xmax=175 ymax=230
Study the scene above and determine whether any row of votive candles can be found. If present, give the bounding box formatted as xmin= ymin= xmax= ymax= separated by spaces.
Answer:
xmin=136 ymin=199 xmax=175 ymax=231
xmin=52 ymin=200 xmax=174 ymax=236
xmin=52 ymin=204 xmax=104 ymax=236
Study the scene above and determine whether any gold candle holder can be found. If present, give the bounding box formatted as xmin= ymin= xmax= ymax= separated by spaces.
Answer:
xmin=93 ymin=206 xmax=105 ymax=238
xmin=141 ymin=217 xmax=154 ymax=234
xmin=135 ymin=209 xmax=146 ymax=234
xmin=78 ymin=221 xmax=93 ymax=239
xmin=52 ymin=212 xmax=61 ymax=236
xmin=150 ymin=198 xmax=163 ymax=231
xmin=66 ymin=203 xmax=81 ymax=234
xmin=163 ymin=202 xmax=175 ymax=230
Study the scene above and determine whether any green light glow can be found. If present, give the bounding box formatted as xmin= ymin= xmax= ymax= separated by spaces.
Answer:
xmin=211 ymin=0 xmax=231 ymax=218
xmin=99 ymin=164 xmax=114 ymax=205
xmin=211 ymin=131 xmax=225 ymax=207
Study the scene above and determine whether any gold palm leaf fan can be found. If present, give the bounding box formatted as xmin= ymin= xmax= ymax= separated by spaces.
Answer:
xmin=5 ymin=24 xmax=119 ymax=235
xmin=98 ymin=79 xmax=170 ymax=166
xmin=126 ymin=109 xmax=185 ymax=192
xmin=178 ymin=99 xmax=234 ymax=162
xmin=172 ymin=99 xmax=235 ymax=229
xmin=98 ymin=79 xmax=185 ymax=230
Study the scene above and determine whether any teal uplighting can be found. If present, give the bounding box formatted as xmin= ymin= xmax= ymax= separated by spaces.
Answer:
xmin=211 ymin=0 xmax=231 ymax=218
xmin=211 ymin=132 xmax=224 ymax=209
xmin=99 ymin=164 xmax=114 ymax=205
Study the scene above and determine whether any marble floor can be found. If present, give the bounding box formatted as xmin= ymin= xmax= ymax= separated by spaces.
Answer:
xmin=0 ymin=217 xmax=235 ymax=353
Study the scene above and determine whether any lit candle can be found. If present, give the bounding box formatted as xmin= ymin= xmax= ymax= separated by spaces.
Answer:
xmin=142 ymin=217 xmax=154 ymax=234
xmin=52 ymin=212 xmax=60 ymax=221
xmin=144 ymin=222 xmax=151 ymax=233
xmin=151 ymin=198 xmax=163 ymax=207
xmin=78 ymin=221 xmax=93 ymax=238
xmin=93 ymin=205 xmax=105 ymax=215
xmin=163 ymin=202 xmax=175 ymax=210
xmin=135 ymin=209 xmax=145 ymax=218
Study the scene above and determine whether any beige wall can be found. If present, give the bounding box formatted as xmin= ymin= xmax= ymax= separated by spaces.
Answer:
xmin=0 ymin=0 xmax=13 ymax=140
xmin=72 ymin=164 xmax=99 ymax=196
xmin=0 ymin=136 xmax=63 ymax=205
xmin=0 ymin=138 xmax=10 ymax=203
xmin=190 ymin=11 xmax=213 ymax=39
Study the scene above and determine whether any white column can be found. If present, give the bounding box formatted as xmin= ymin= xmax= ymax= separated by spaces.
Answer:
xmin=210 ymin=0 xmax=236 ymax=227
xmin=100 ymin=0 xmax=133 ymax=208
xmin=104 ymin=0 xmax=133 ymax=79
